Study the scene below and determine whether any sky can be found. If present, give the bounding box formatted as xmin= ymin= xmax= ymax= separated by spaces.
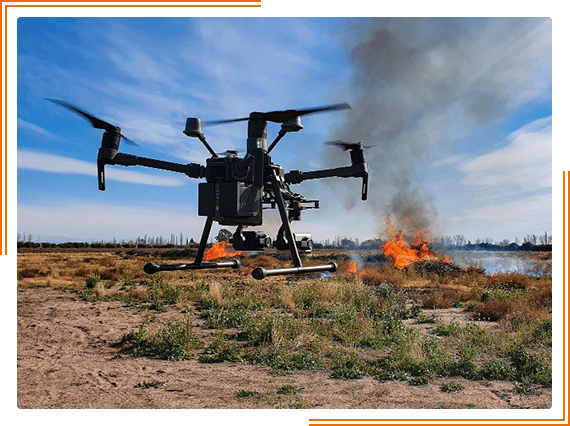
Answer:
xmin=17 ymin=17 xmax=552 ymax=245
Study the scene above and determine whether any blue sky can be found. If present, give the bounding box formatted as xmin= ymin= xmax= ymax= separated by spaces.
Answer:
xmin=17 ymin=17 xmax=552 ymax=244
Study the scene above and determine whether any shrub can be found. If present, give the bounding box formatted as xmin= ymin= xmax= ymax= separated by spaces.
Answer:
xmin=434 ymin=321 xmax=463 ymax=337
xmin=122 ymin=315 xmax=203 ymax=361
xmin=509 ymin=346 xmax=552 ymax=386
xmin=478 ymin=360 xmax=515 ymax=381
xmin=330 ymin=354 xmax=372 ymax=380
xmin=276 ymin=384 xmax=303 ymax=395
xmin=235 ymin=389 xmax=259 ymax=398
xmin=440 ymin=381 xmax=465 ymax=393
xmin=408 ymin=376 xmax=429 ymax=386
xmin=85 ymin=273 xmax=100 ymax=289
xmin=199 ymin=331 xmax=243 ymax=363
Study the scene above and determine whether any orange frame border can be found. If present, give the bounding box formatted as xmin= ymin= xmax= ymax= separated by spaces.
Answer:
xmin=4 ymin=5 xmax=566 ymax=423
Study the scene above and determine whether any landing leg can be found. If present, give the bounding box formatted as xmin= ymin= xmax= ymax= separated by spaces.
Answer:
xmin=251 ymin=176 xmax=337 ymax=279
xmin=271 ymin=177 xmax=302 ymax=268
xmin=144 ymin=216 xmax=240 ymax=274
xmin=194 ymin=215 xmax=214 ymax=266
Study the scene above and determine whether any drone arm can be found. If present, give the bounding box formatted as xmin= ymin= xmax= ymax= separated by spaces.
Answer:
xmin=267 ymin=128 xmax=287 ymax=154
xmin=97 ymin=151 xmax=205 ymax=190
xmin=109 ymin=153 xmax=205 ymax=177
xmin=285 ymin=163 xmax=368 ymax=183
xmin=284 ymin=163 xmax=369 ymax=200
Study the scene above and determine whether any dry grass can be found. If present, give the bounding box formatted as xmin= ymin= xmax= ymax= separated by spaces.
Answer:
xmin=472 ymin=288 xmax=552 ymax=323
xmin=17 ymin=248 xmax=553 ymax=390
xmin=18 ymin=249 xmax=552 ymax=326
xmin=17 ymin=252 xmax=149 ymax=289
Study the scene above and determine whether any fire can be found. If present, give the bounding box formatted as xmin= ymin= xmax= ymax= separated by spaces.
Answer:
xmin=203 ymin=241 xmax=242 ymax=261
xmin=382 ymin=228 xmax=450 ymax=269
xmin=347 ymin=260 xmax=366 ymax=275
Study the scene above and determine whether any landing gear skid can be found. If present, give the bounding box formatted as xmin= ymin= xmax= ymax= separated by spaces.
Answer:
xmin=143 ymin=216 xmax=241 ymax=274
xmin=250 ymin=174 xmax=338 ymax=280
xmin=144 ymin=174 xmax=339 ymax=280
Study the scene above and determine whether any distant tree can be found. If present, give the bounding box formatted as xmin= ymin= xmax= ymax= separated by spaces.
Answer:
xmin=216 ymin=229 xmax=232 ymax=242
xmin=452 ymin=234 xmax=466 ymax=247
xmin=538 ymin=231 xmax=550 ymax=246
xmin=524 ymin=234 xmax=537 ymax=245
xmin=340 ymin=238 xmax=356 ymax=249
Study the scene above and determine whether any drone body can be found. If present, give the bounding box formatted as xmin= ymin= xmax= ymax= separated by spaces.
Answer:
xmin=48 ymin=99 xmax=370 ymax=279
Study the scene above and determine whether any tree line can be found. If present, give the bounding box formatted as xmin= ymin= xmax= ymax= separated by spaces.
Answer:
xmin=17 ymin=231 xmax=552 ymax=252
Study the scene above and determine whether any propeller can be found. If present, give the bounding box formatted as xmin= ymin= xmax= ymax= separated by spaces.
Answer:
xmin=46 ymin=98 xmax=139 ymax=146
xmin=325 ymin=140 xmax=376 ymax=151
xmin=203 ymin=102 xmax=351 ymax=126
xmin=216 ymin=149 xmax=244 ymax=157
xmin=325 ymin=140 xmax=371 ymax=201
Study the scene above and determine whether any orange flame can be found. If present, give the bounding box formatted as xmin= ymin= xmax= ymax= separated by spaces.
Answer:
xmin=203 ymin=241 xmax=242 ymax=261
xmin=382 ymin=229 xmax=450 ymax=269
xmin=348 ymin=260 xmax=366 ymax=275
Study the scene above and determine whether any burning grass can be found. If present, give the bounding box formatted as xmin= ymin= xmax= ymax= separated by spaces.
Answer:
xmin=18 ymin=248 xmax=552 ymax=390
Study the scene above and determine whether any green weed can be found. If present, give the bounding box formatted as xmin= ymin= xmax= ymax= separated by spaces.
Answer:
xmin=440 ymin=381 xmax=465 ymax=393
xmin=122 ymin=315 xmax=203 ymax=361
xmin=276 ymin=384 xmax=303 ymax=395
xmin=509 ymin=346 xmax=552 ymax=386
xmin=235 ymin=389 xmax=259 ymax=398
xmin=330 ymin=353 xmax=374 ymax=380
xmin=408 ymin=376 xmax=429 ymax=386
xmin=85 ymin=273 xmax=100 ymax=289
xmin=199 ymin=331 xmax=243 ymax=363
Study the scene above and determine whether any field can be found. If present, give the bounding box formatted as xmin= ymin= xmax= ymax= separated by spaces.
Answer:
xmin=17 ymin=248 xmax=552 ymax=409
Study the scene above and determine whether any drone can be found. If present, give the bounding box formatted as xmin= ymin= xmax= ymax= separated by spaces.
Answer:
xmin=47 ymin=99 xmax=370 ymax=279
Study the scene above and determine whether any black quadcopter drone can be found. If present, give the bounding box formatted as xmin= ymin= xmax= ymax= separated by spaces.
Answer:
xmin=47 ymin=99 xmax=370 ymax=279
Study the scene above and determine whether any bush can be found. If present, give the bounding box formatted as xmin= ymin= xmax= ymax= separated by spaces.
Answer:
xmin=408 ymin=376 xmax=429 ymax=386
xmin=440 ymin=381 xmax=465 ymax=393
xmin=85 ymin=273 xmax=100 ymax=289
xmin=509 ymin=346 xmax=552 ymax=386
xmin=199 ymin=331 xmax=243 ymax=363
xmin=330 ymin=354 xmax=372 ymax=380
xmin=276 ymin=384 xmax=303 ymax=395
xmin=122 ymin=315 xmax=203 ymax=361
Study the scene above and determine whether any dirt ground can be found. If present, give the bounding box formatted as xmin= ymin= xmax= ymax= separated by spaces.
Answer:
xmin=17 ymin=285 xmax=551 ymax=410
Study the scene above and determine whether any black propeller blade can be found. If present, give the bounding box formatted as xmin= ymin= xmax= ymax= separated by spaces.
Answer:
xmin=216 ymin=149 xmax=244 ymax=157
xmin=325 ymin=140 xmax=377 ymax=151
xmin=203 ymin=102 xmax=351 ymax=126
xmin=46 ymin=98 xmax=139 ymax=146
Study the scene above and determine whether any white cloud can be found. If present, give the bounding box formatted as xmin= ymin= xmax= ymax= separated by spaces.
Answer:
xmin=445 ymin=192 xmax=552 ymax=242
xmin=431 ymin=155 xmax=464 ymax=168
xmin=18 ymin=119 xmax=56 ymax=139
xmin=17 ymin=150 xmax=187 ymax=187
xmin=459 ymin=116 xmax=551 ymax=197
xmin=466 ymin=193 xmax=551 ymax=225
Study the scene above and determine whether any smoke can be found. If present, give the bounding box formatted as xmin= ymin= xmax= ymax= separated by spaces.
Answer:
xmin=325 ymin=18 xmax=551 ymax=241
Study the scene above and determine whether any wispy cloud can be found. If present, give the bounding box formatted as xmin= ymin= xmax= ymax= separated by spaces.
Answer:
xmin=459 ymin=115 xmax=551 ymax=198
xmin=18 ymin=119 xmax=56 ymax=139
xmin=18 ymin=150 xmax=187 ymax=187
xmin=431 ymin=155 xmax=464 ymax=168
xmin=465 ymin=193 xmax=551 ymax=225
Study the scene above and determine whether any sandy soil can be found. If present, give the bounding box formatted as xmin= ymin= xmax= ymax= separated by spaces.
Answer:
xmin=17 ymin=285 xmax=551 ymax=410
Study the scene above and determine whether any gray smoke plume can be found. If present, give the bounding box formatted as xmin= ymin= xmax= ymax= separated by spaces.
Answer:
xmin=324 ymin=17 xmax=550 ymax=242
